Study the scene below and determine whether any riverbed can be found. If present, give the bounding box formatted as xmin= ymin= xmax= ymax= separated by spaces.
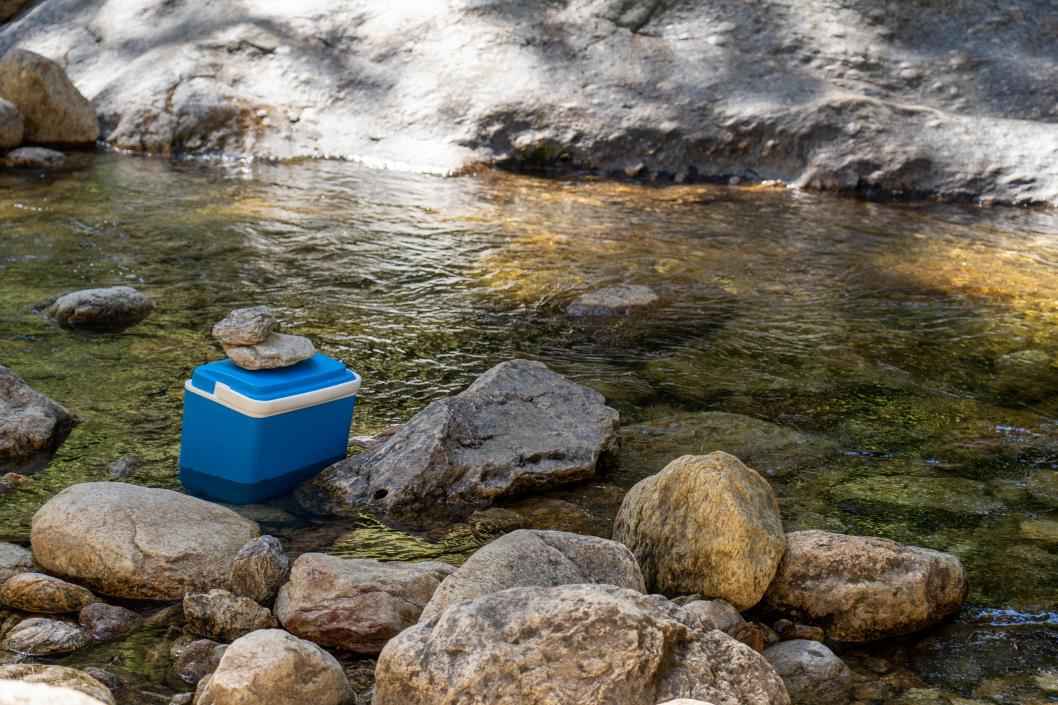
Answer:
xmin=3 ymin=154 xmax=1058 ymax=703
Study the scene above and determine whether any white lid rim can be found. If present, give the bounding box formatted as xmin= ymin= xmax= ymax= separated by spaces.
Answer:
xmin=184 ymin=375 xmax=361 ymax=418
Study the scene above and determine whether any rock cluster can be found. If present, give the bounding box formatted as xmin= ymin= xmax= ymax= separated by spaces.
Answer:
xmin=0 ymin=49 xmax=97 ymax=170
xmin=211 ymin=306 xmax=315 ymax=370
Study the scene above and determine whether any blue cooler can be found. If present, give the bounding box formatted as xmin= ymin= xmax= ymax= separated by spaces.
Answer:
xmin=178 ymin=353 xmax=361 ymax=504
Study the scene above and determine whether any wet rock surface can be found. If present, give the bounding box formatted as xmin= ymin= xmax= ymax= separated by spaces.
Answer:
xmin=31 ymin=482 xmax=259 ymax=601
xmin=567 ymin=285 xmax=658 ymax=317
xmin=183 ymin=589 xmax=277 ymax=642
xmin=0 ymin=96 xmax=20 ymax=148
xmin=223 ymin=333 xmax=315 ymax=370
xmin=420 ymin=529 xmax=645 ymax=622
xmin=78 ymin=602 xmax=142 ymax=642
xmin=211 ymin=306 xmax=276 ymax=347
xmin=764 ymin=640 xmax=853 ymax=705
xmin=0 ymin=544 xmax=31 ymax=584
xmin=275 ymin=553 xmax=454 ymax=654
xmin=4 ymin=3 xmax=1058 ymax=202
xmin=46 ymin=287 xmax=154 ymax=333
xmin=298 ymin=359 xmax=619 ymax=526
xmin=613 ymin=452 xmax=785 ymax=610
xmin=172 ymin=638 xmax=227 ymax=688
xmin=0 ymin=365 xmax=77 ymax=474
xmin=375 ymin=583 xmax=790 ymax=705
xmin=0 ymin=665 xmax=115 ymax=705
xmin=763 ymin=530 xmax=967 ymax=642
xmin=1 ymin=617 xmax=89 ymax=655
xmin=0 ymin=573 xmax=96 ymax=614
xmin=0 ymin=49 xmax=97 ymax=145
xmin=3 ymin=146 xmax=63 ymax=168
xmin=228 ymin=536 xmax=288 ymax=606
xmin=192 ymin=629 xmax=352 ymax=705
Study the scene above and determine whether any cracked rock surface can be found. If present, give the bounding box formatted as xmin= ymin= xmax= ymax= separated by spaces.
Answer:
xmin=3 ymin=1 xmax=1058 ymax=203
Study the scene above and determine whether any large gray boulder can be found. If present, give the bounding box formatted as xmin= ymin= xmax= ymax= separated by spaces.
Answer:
xmin=0 ymin=97 xmax=20 ymax=148
xmin=420 ymin=529 xmax=645 ymax=622
xmin=4 ymin=3 xmax=1058 ymax=203
xmin=46 ymin=286 xmax=154 ymax=333
xmin=0 ymin=665 xmax=114 ymax=705
xmin=298 ymin=359 xmax=619 ymax=526
xmin=0 ymin=366 xmax=77 ymax=474
xmin=274 ymin=553 xmax=454 ymax=654
xmin=31 ymin=483 xmax=259 ymax=601
xmin=0 ymin=49 xmax=97 ymax=145
xmin=763 ymin=530 xmax=967 ymax=642
xmin=763 ymin=640 xmax=852 ymax=705
xmin=613 ymin=452 xmax=786 ymax=610
xmin=192 ymin=629 xmax=352 ymax=705
xmin=375 ymin=584 xmax=790 ymax=705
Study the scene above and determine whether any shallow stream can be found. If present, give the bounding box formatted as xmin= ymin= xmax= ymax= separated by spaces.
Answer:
xmin=3 ymin=154 xmax=1058 ymax=703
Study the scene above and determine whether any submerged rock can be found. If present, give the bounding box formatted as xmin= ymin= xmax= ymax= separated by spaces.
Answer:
xmin=298 ymin=359 xmax=619 ymax=526
xmin=375 ymin=584 xmax=790 ymax=705
xmin=1026 ymin=470 xmax=1058 ymax=508
xmin=0 ymin=679 xmax=109 ymax=705
xmin=192 ymin=629 xmax=352 ymax=705
xmin=172 ymin=638 xmax=226 ymax=688
xmin=0 ymin=573 xmax=96 ymax=614
xmin=211 ymin=307 xmax=276 ymax=347
xmin=0 ymin=665 xmax=115 ymax=705
xmin=0 ymin=97 xmax=20 ymax=149
xmin=763 ymin=640 xmax=852 ymax=705
xmin=183 ymin=590 xmax=276 ymax=642
xmin=0 ymin=365 xmax=77 ymax=473
xmin=3 ymin=146 xmax=63 ymax=168
xmin=613 ymin=452 xmax=785 ymax=610
xmin=275 ymin=553 xmax=454 ymax=654
xmin=107 ymin=455 xmax=141 ymax=480
xmin=763 ymin=530 xmax=967 ymax=642
xmin=420 ymin=529 xmax=645 ymax=622
xmin=0 ymin=543 xmax=32 ymax=584
xmin=567 ymin=285 xmax=659 ymax=317
xmin=78 ymin=603 xmax=142 ymax=642
xmin=46 ymin=286 xmax=154 ymax=333
xmin=223 ymin=332 xmax=315 ymax=370
xmin=31 ymin=482 xmax=259 ymax=601
xmin=1 ymin=617 xmax=89 ymax=655
xmin=228 ymin=536 xmax=288 ymax=605
xmin=0 ymin=49 xmax=98 ymax=145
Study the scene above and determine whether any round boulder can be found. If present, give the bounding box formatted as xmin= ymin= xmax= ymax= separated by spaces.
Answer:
xmin=31 ymin=482 xmax=259 ymax=601
xmin=613 ymin=452 xmax=785 ymax=610
xmin=0 ymin=49 xmax=98 ymax=145
xmin=0 ymin=679 xmax=109 ymax=705
xmin=375 ymin=584 xmax=790 ymax=705
xmin=763 ymin=640 xmax=852 ymax=705
xmin=192 ymin=629 xmax=352 ymax=705
xmin=0 ymin=573 xmax=96 ymax=614
xmin=420 ymin=528 xmax=645 ymax=622
xmin=0 ymin=665 xmax=115 ymax=705
xmin=46 ymin=287 xmax=154 ymax=333
xmin=763 ymin=530 xmax=967 ymax=642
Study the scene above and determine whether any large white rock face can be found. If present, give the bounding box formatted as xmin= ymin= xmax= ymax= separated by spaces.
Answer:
xmin=31 ymin=483 xmax=259 ymax=601
xmin=613 ymin=452 xmax=786 ymax=610
xmin=374 ymin=584 xmax=790 ymax=705
xmin=3 ymin=2 xmax=1058 ymax=203
xmin=192 ymin=629 xmax=352 ymax=705
xmin=0 ymin=49 xmax=97 ymax=144
xmin=763 ymin=530 xmax=967 ymax=642
xmin=298 ymin=359 xmax=619 ymax=527
xmin=275 ymin=553 xmax=454 ymax=654
xmin=420 ymin=529 xmax=645 ymax=622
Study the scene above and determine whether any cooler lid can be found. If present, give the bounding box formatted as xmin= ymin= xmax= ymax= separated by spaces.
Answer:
xmin=190 ymin=353 xmax=358 ymax=401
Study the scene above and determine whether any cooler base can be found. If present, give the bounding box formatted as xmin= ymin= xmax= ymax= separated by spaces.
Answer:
xmin=179 ymin=457 xmax=342 ymax=504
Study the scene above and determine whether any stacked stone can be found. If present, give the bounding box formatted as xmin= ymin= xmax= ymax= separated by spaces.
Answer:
xmin=211 ymin=306 xmax=315 ymax=370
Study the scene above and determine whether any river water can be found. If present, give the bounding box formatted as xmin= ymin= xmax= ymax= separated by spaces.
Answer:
xmin=3 ymin=154 xmax=1058 ymax=703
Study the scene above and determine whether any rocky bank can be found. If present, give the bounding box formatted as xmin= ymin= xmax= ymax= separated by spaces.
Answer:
xmin=3 ymin=0 xmax=1058 ymax=204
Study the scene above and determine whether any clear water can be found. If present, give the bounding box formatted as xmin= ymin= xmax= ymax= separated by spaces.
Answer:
xmin=3 ymin=154 xmax=1058 ymax=702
